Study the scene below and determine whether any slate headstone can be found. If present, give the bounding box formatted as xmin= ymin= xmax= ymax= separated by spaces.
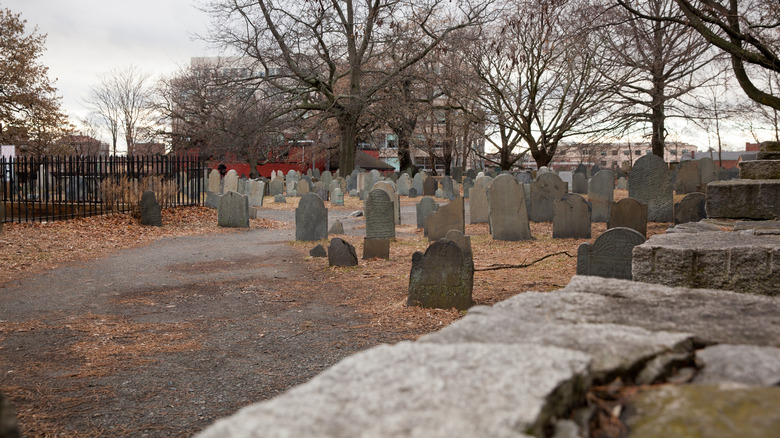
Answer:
xmin=530 ymin=172 xmax=567 ymax=222
xmin=416 ymin=197 xmax=438 ymax=232
xmin=205 ymin=192 xmax=221 ymax=209
xmin=588 ymin=169 xmax=614 ymax=222
xmin=515 ymin=171 xmax=532 ymax=184
xmin=553 ymin=193 xmax=591 ymax=238
xmin=558 ymin=171 xmax=573 ymax=192
xmin=328 ymin=238 xmax=358 ymax=267
xmin=407 ymin=240 xmax=473 ymax=311
xmin=469 ymin=176 xmax=492 ymax=224
xmin=297 ymin=178 xmax=311 ymax=196
xmin=574 ymin=164 xmax=587 ymax=176
xmin=310 ymin=244 xmax=327 ymax=258
xmin=577 ymin=227 xmax=646 ymax=279
xmin=328 ymin=220 xmax=344 ymax=235
xmin=462 ymin=177 xmax=474 ymax=199
xmin=628 ymin=154 xmax=674 ymax=222
xmin=363 ymin=238 xmax=390 ymax=260
xmin=465 ymin=169 xmax=477 ymax=180
xmin=590 ymin=164 xmax=601 ymax=177
xmin=451 ymin=167 xmax=463 ymax=183
xmin=675 ymin=161 xmax=700 ymax=194
xmin=269 ymin=179 xmax=284 ymax=196
xmin=139 ymin=191 xmax=162 ymax=227
xmin=608 ymin=197 xmax=648 ymax=237
xmin=373 ymin=181 xmax=400 ymax=225
xmin=217 ymin=191 xmax=250 ymax=228
xmin=427 ymin=197 xmax=465 ymax=241
xmin=295 ymin=193 xmax=328 ymax=241
xmin=441 ymin=176 xmax=456 ymax=200
xmin=674 ymin=192 xmax=707 ymax=225
xmin=487 ymin=174 xmax=532 ymax=241
xmin=315 ymin=186 xmax=329 ymax=202
xmin=408 ymin=187 xmax=418 ymax=198
xmin=365 ymin=189 xmax=395 ymax=239
xmin=699 ymin=157 xmax=718 ymax=184
xmin=572 ymin=173 xmax=588 ymax=194
xmin=331 ymin=188 xmax=344 ymax=206
xmin=423 ymin=177 xmax=437 ymax=196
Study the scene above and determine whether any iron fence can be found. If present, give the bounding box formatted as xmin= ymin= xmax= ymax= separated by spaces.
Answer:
xmin=1 ymin=155 xmax=206 ymax=223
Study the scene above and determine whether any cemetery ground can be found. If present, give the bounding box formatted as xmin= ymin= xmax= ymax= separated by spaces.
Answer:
xmin=0 ymin=193 xmax=676 ymax=437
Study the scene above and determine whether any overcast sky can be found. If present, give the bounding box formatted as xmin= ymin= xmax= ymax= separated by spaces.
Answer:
xmin=4 ymin=0 xmax=216 ymax=141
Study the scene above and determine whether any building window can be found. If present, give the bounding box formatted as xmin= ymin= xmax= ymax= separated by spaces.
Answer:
xmin=623 ymin=150 xmax=630 ymax=155
xmin=601 ymin=160 xmax=607 ymax=166
xmin=600 ymin=151 xmax=607 ymax=156
xmin=635 ymin=150 xmax=642 ymax=156
xmin=612 ymin=150 xmax=618 ymax=155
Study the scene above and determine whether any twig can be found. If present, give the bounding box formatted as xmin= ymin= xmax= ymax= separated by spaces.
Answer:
xmin=474 ymin=251 xmax=574 ymax=272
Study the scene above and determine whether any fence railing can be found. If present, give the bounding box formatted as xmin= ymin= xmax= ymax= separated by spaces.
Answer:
xmin=1 ymin=155 xmax=206 ymax=223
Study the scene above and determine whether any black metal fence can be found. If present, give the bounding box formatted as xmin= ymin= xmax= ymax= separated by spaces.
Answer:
xmin=1 ymin=155 xmax=206 ymax=223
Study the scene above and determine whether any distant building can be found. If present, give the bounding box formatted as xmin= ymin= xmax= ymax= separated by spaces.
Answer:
xmin=551 ymin=142 xmax=698 ymax=171
xmin=57 ymin=135 xmax=109 ymax=156
xmin=128 ymin=142 xmax=166 ymax=155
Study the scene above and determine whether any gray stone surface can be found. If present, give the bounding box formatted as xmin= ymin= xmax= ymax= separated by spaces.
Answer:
xmin=295 ymin=193 xmax=328 ymax=241
xmin=205 ymin=192 xmax=221 ymax=209
xmin=309 ymin=244 xmax=327 ymax=258
xmin=733 ymin=220 xmax=780 ymax=234
xmin=423 ymin=176 xmax=437 ymax=196
xmin=675 ymin=160 xmax=700 ymax=194
xmin=665 ymin=221 xmax=722 ymax=233
xmin=441 ymin=176 xmax=455 ymax=200
xmin=365 ymin=189 xmax=395 ymax=239
xmin=739 ymin=160 xmax=780 ymax=180
xmin=577 ymin=227 xmax=645 ymax=279
xmin=373 ymin=181 xmax=400 ymax=225
xmin=553 ymin=194 xmax=591 ymax=239
xmin=706 ymin=179 xmax=780 ymax=220
xmin=327 ymin=237 xmax=358 ymax=267
xmin=396 ymin=173 xmax=411 ymax=196
xmin=616 ymin=176 xmax=627 ymax=190
xmin=416 ymin=197 xmax=439 ymax=233
xmin=217 ymin=191 xmax=250 ymax=228
xmin=588 ymin=170 xmax=613 ymax=222
xmin=331 ymin=188 xmax=344 ymax=206
xmin=629 ymin=154 xmax=674 ymax=222
xmin=469 ymin=176 xmax=492 ymax=224
xmin=296 ymin=178 xmax=310 ymax=196
xmin=699 ymin=157 xmax=718 ymax=184
xmin=632 ymin=231 xmax=780 ymax=296
xmin=247 ymin=180 xmax=265 ymax=207
xmin=207 ymin=169 xmax=220 ymax=194
xmin=674 ymin=192 xmax=706 ymax=224
xmin=461 ymin=177 xmax=474 ymax=199
xmin=426 ymin=197 xmax=465 ymax=242
xmin=223 ymin=170 xmax=239 ymax=194
xmin=273 ymin=194 xmax=286 ymax=203
xmin=269 ymin=179 xmax=284 ymax=196
xmin=694 ymin=344 xmax=780 ymax=386
xmin=412 ymin=173 xmax=424 ymax=195
xmin=487 ymin=174 xmax=532 ymax=241
xmin=530 ymin=172 xmax=566 ymax=222
xmin=328 ymin=220 xmax=344 ymax=235
xmin=408 ymin=240 xmax=474 ymax=310
xmin=362 ymin=238 xmax=390 ymax=260
xmin=139 ymin=191 xmax=162 ymax=227
xmin=572 ymin=173 xmax=587 ymax=194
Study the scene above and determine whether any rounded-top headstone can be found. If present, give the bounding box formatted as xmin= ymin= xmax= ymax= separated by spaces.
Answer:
xmin=487 ymin=174 xmax=532 ymax=241
xmin=295 ymin=193 xmax=328 ymax=241
xmin=628 ymin=154 xmax=673 ymax=222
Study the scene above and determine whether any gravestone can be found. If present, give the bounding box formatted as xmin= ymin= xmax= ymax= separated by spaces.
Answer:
xmin=487 ymin=174 xmax=532 ymax=241
xmin=576 ymin=227 xmax=646 ymax=280
xmin=553 ymin=193 xmax=591 ymax=239
xmin=628 ymin=154 xmax=674 ymax=222
xmin=435 ymin=189 xmax=444 ymax=199
xmin=320 ymin=170 xmax=333 ymax=187
xmin=465 ymin=169 xmax=477 ymax=180
xmin=469 ymin=176 xmax=493 ymax=224
xmin=363 ymin=238 xmax=390 ymax=260
xmin=328 ymin=220 xmax=344 ymax=235
xmin=515 ymin=171 xmax=532 ymax=184
xmin=617 ymin=177 xmax=628 ymax=190
xmin=331 ymin=188 xmax=344 ymax=206
xmin=297 ymin=178 xmax=311 ymax=196
xmin=590 ymin=165 xmax=601 ymax=177
xmin=365 ymin=189 xmax=395 ymax=239
xmin=269 ymin=179 xmax=284 ymax=196
xmin=530 ymin=172 xmax=567 ymax=222
xmin=574 ymin=164 xmax=587 ymax=176
xmin=572 ymin=173 xmax=588 ymax=194
xmin=423 ymin=177 xmax=437 ymax=196
xmin=373 ymin=181 xmax=400 ymax=225
xmin=274 ymin=195 xmax=286 ymax=203
xmin=588 ymin=169 xmax=614 ymax=222
xmin=139 ymin=191 xmax=162 ymax=227
xmin=441 ymin=229 xmax=472 ymax=257
xmin=328 ymin=238 xmax=358 ymax=267
xmin=223 ymin=170 xmax=239 ymax=194
xmin=397 ymin=173 xmax=411 ymax=196
xmin=699 ymin=157 xmax=718 ymax=184
xmin=295 ymin=193 xmax=328 ymax=241
xmin=451 ymin=167 xmax=463 ymax=183
xmin=407 ymin=240 xmax=473 ymax=311
xmin=608 ymin=197 xmax=648 ymax=237
xmin=208 ymin=169 xmax=221 ymax=194
xmin=217 ymin=191 xmax=250 ymax=228
xmin=205 ymin=192 xmax=221 ymax=209
xmin=674 ymin=192 xmax=707 ymax=224
xmin=313 ymin=168 xmax=321 ymax=179
xmin=427 ymin=197 xmax=465 ymax=241
xmin=412 ymin=173 xmax=424 ymax=194
xmin=310 ymin=244 xmax=327 ymax=258
xmin=408 ymin=187 xmax=418 ymax=198
xmin=315 ymin=186 xmax=329 ymax=202
xmin=247 ymin=180 xmax=265 ymax=207
xmin=462 ymin=177 xmax=474 ymax=199
xmin=237 ymin=177 xmax=247 ymax=195
xmin=416 ymin=197 xmax=439 ymax=233
xmin=441 ymin=176 xmax=456 ymax=200
xmin=558 ymin=171 xmax=573 ymax=192
xmin=675 ymin=161 xmax=700 ymax=194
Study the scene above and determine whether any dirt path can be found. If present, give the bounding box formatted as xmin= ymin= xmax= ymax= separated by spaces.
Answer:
xmin=0 ymin=213 xmax=405 ymax=437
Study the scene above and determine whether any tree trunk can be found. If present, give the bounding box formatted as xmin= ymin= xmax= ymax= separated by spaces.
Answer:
xmin=337 ymin=116 xmax=358 ymax=177
xmin=397 ymin=135 xmax=416 ymax=173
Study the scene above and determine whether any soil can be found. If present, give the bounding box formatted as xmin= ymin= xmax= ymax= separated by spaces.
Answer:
xmin=0 ymin=192 xmax=676 ymax=437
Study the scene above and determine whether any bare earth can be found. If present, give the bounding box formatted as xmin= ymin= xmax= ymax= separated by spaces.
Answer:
xmin=0 ymin=193 xmax=673 ymax=437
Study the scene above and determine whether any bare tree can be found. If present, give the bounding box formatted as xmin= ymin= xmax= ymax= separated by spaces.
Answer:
xmin=205 ymin=0 xmax=497 ymax=176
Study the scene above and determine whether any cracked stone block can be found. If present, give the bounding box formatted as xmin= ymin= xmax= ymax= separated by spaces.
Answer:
xmin=739 ymin=160 xmax=780 ymax=180
xmin=706 ymin=179 xmax=780 ymax=219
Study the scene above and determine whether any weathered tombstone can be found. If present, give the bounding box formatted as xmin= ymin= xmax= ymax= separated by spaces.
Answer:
xmin=408 ymin=187 xmax=418 ymax=198
xmin=465 ymin=169 xmax=477 ymax=179
xmin=530 ymin=172 xmax=567 ymax=222
xmin=576 ymin=227 xmax=646 ymax=279
xmin=589 ymin=169 xmax=614 ymax=222
xmin=310 ymin=244 xmax=327 ymax=258
xmin=315 ymin=186 xmax=329 ymax=202
xmin=205 ymin=192 xmax=221 ymax=209
xmin=572 ymin=173 xmax=588 ymax=194
xmin=365 ymin=189 xmax=395 ymax=239
xmin=423 ymin=177 xmax=437 ymax=196
xmin=451 ymin=167 xmax=463 ymax=183
xmin=223 ymin=170 xmax=239 ymax=194
xmin=247 ymin=180 xmax=265 ymax=207
xmin=363 ymin=238 xmax=390 ymax=259
xmin=590 ymin=164 xmax=601 ymax=177
xmin=469 ymin=176 xmax=493 ymax=224
xmin=675 ymin=161 xmax=700 ymax=194
xmin=487 ymin=174 xmax=532 ymax=241
xmin=616 ymin=177 xmax=628 ymax=190
xmin=297 ymin=178 xmax=311 ymax=196
xmin=441 ymin=229 xmax=472 ymax=257
xmin=628 ymin=154 xmax=674 ymax=222
xmin=328 ymin=220 xmax=344 ymax=235
xmin=608 ymin=197 xmax=648 ymax=237
xmin=462 ymin=177 xmax=474 ymax=199
xmin=416 ymin=197 xmax=438 ymax=231
xmin=574 ymin=163 xmax=587 ymax=176
xmin=558 ymin=171 xmax=573 ymax=192
xmin=237 ymin=177 xmax=247 ymax=195
xmin=427 ymin=197 xmax=465 ymax=241
xmin=295 ymin=193 xmax=328 ymax=241
xmin=313 ymin=168 xmax=321 ymax=179
xmin=407 ymin=240 xmax=473 ymax=310
xmin=218 ymin=191 xmax=250 ymax=228
xmin=320 ymin=170 xmax=333 ymax=187
xmin=412 ymin=173 xmax=424 ymax=194
xmin=397 ymin=173 xmax=411 ymax=196
xmin=699 ymin=157 xmax=718 ymax=184
xmin=139 ymin=191 xmax=162 ymax=227
xmin=674 ymin=192 xmax=707 ymax=224
xmin=373 ymin=181 xmax=400 ymax=225
xmin=435 ymin=188 xmax=444 ymax=199
xmin=274 ymin=194 xmax=286 ymax=203
xmin=208 ymin=169 xmax=221 ymax=194
xmin=328 ymin=238 xmax=358 ymax=267
xmin=515 ymin=171 xmax=532 ymax=184
xmin=269 ymin=179 xmax=284 ymax=196
xmin=331 ymin=188 xmax=344 ymax=206
xmin=441 ymin=176 xmax=456 ymax=200
xmin=553 ymin=193 xmax=591 ymax=238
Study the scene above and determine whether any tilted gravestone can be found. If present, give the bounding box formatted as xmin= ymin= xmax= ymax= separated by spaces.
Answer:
xmin=223 ymin=170 xmax=239 ymax=194
xmin=469 ymin=176 xmax=492 ymax=224
xmin=674 ymin=192 xmax=707 ymax=225
xmin=608 ymin=197 xmax=648 ymax=237
xmin=208 ymin=169 xmax=221 ymax=194
xmin=365 ymin=189 xmax=396 ymax=239
xmin=530 ymin=172 xmax=567 ymax=222
xmin=699 ymin=157 xmax=718 ymax=185
xmin=423 ymin=177 xmax=437 ymax=196
xmin=589 ymin=169 xmax=614 ymax=222
xmin=328 ymin=238 xmax=358 ymax=267
xmin=675 ymin=161 xmax=700 ymax=194
xmin=363 ymin=238 xmax=390 ymax=260
xmin=441 ymin=176 xmax=456 ymax=200
xmin=139 ymin=191 xmax=162 ymax=227
xmin=427 ymin=197 xmax=465 ymax=242
xmin=407 ymin=240 xmax=473 ymax=311
xmin=247 ymin=180 xmax=265 ymax=207
xmin=572 ymin=173 xmax=588 ymax=194
xmin=553 ymin=193 xmax=591 ymax=239
xmin=461 ymin=177 xmax=474 ymax=199
xmin=628 ymin=154 xmax=674 ymax=222
xmin=576 ymin=227 xmax=646 ymax=280
xmin=328 ymin=219 xmax=344 ymax=235
xmin=487 ymin=174 xmax=532 ymax=241
xmin=218 ymin=191 xmax=250 ymax=228
xmin=295 ymin=193 xmax=328 ymax=241
xmin=416 ymin=197 xmax=438 ymax=233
